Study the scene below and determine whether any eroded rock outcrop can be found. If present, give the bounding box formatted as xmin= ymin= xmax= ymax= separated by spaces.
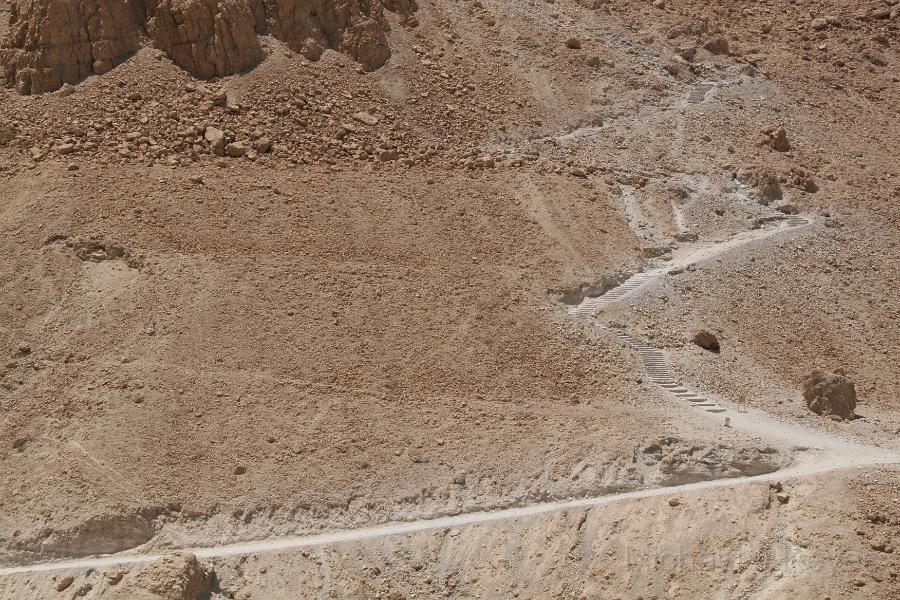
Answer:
xmin=265 ymin=0 xmax=392 ymax=69
xmin=108 ymin=553 xmax=214 ymax=600
xmin=0 ymin=0 xmax=144 ymax=94
xmin=1 ymin=0 xmax=411 ymax=94
xmin=150 ymin=0 xmax=263 ymax=80
xmin=737 ymin=166 xmax=783 ymax=205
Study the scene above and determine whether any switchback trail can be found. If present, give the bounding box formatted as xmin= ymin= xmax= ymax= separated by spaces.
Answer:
xmin=3 ymin=210 xmax=898 ymax=577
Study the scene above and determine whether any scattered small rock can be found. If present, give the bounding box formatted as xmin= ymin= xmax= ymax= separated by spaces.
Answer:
xmin=104 ymin=569 xmax=124 ymax=584
xmin=212 ymin=90 xmax=228 ymax=107
xmin=253 ymin=137 xmax=272 ymax=154
xmin=204 ymin=127 xmax=226 ymax=157
xmin=56 ymin=575 xmax=74 ymax=592
xmin=565 ymin=36 xmax=582 ymax=49
xmin=225 ymin=142 xmax=250 ymax=158
xmin=703 ymin=36 xmax=729 ymax=55
xmin=378 ymin=149 xmax=399 ymax=162
xmin=353 ymin=111 xmax=380 ymax=125
xmin=760 ymin=125 xmax=791 ymax=152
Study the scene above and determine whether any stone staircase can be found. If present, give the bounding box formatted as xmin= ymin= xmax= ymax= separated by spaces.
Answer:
xmin=611 ymin=330 xmax=726 ymax=414
xmin=569 ymin=272 xmax=655 ymax=319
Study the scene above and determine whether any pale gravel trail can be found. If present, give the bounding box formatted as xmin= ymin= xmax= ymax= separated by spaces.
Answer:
xmin=0 ymin=441 xmax=895 ymax=576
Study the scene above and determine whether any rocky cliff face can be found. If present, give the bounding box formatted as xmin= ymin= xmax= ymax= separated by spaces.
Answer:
xmin=0 ymin=0 xmax=144 ymax=94
xmin=265 ymin=0 xmax=391 ymax=68
xmin=0 ymin=0 xmax=409 ymax=94
xmin=0 ymin=0 xmax=11 ymax=40
xmin=150 ymin=0 xmax=264 ymax=80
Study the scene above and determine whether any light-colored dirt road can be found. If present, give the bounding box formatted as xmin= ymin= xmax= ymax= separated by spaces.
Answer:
xmin=1 ymin=435 xmax=895 ymax=576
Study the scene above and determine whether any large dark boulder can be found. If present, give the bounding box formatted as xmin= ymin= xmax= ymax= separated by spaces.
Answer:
xmin=802 ymin=370 xmax=857 ymax=421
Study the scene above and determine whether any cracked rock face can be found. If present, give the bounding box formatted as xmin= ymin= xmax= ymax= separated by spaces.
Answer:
xmin=0 ymin=0 xmax=144 ymax=94
xmin=150 ymin=0 xmax=264 ymax=80
xmin=265 ymin=0 xmax=392 ymax=68
xmin=0 ymin=0 xmax=406 ymax=94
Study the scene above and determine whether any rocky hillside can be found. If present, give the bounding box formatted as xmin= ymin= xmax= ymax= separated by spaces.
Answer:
xmin=0 ymin=0 xmax=898 ymax=597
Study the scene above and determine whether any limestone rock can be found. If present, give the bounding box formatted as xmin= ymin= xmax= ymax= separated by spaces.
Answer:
xmin=802 ymin=370 xmax=857 ymax=420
